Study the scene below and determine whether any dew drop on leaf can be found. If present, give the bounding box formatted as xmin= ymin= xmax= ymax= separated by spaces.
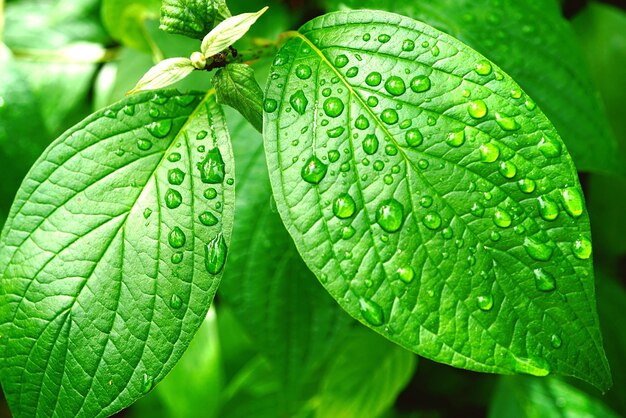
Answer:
xmin=446 ymin=130 xmax=465 ymax=147
xmin=402 ymin=39 xmax=415 ymax=51
xmin=341 ymin=225 xmax=356 ymax=240
xmin=197 ymin=147 xmax=226 ymax=184
xmin=468 ymin=100 xmax=488 ymax=119
xmin=559 ymin=188 xmax=584 ymax=218
xmin=395 ymin=266 xmax=415 ymax=284
xmin=289 ymin=90 xmax=309 ymax=115
xmin=365 ymin=71 xmax=382 ymax=86
xmin=537 ymin=196 xmax=559 ymax=221
xmin=346 ymin=67 xmax=359 ymax=78
xmin=264 ymin=98 xmax=278 ymax=113
xmin=147 ymin=119 xmax=173 ymax=138
xmin=493 ymin=208 xmax=512 ymax=228
xmin=301 ymin=156 xmax=328 ymax=184
xmin=533 ymin=268 xmax=556 ymax=292
xmin=205 ymin=233 xmax=227 ymax=274
xmin=143 ymin=208 xmax=153 ymax=219
xmin=104 ymin=109 xmax=116 ymax=118
xmin=362 ymin=134 xmax=379 ymax=155
xmin=168 ymin=152 xmax=182 ymax=162
xmin=518 ymin=178 xmax=536 ymax=194
xmin=495 ymin=112 xmax=521 ymax=131
xmin=123 ymin=104 xmax=135 ymax=116
xmin=137 ymin=139 xmax=153 ymax=151
xmin=327 ymin=127 xmax=345 ymax=138
xmin=410 ymin=75 xmax=431 ymax=92
xmin=376 ymin=199 xmax=404 ymax=233
xmin=380 ymin=109 xmax=399 ymax=125
xmin=323 ymin=97 xmax=345 ymax=118
xmin=524 ymin=237 xmax=554 ymax=261
xmin=168 ymin=168 xmax=185 ymax=185
xmin=477 ymin=294 xmax=494 ymax=311
xmin=199 ymin=211 xmax=219 ymax=226
xmin=328 ymin=150 xmax=340 ymax=162
xmin=572 ymin=236 xmax=592 ymax=260
xmin=165 ymin=189 xmax=183 ymax=209
xmin=479 ymin=143 xmax=500 ymax=162
xmin=170 ymin=294 xmax=183 ymax=309
xmin=498 ymin=161 xmax=517 ymax=178
xmin=168 ymin=227 xmax=186 ymax=248
xmin=355 ymin=115 xmax=370 ymax=130
xmin=471 ymin=202 xmax=485 ymax=217
xmin=141 ymin=374 xmax=154 ymax=394
xmin=171 ymin=252 xmax=183 ymax=264
xmin=419 ymin=195 xmax=433 ymax=208
xmin=204 ymin=188 xmax=217 ymax=200
xmin=550 ymin=334 xmax=562 ymax=349
xmin=334 ymin=54 xmax=349 ymax=68
xmin=295 ymin=64 xmax=312 ymax=79
xmin=423 ymin=212 xmax=442 ymax=230
xmin=333 ymin=193 xmax=356 ymax=219
xmin=384 ymin=76 xmax=407 ymax=96
xmin=405 ymin=129 xmax=423 ymax=147
xmin=378 ymin=34 xmax=391 ymax=43
xmin=359 ymin=298 xmax=385 ymax=326
xmin=474 ymin=60 xmax=492 ymax=76
xmin=538 ymin=134 xmax=562 ymax=158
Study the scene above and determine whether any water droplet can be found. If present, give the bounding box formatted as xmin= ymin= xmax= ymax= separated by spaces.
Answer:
xmin=199 ymin=211 xmax=219 ymax=226
xmin=442 ymin=227 xmax=453 ymax=239
xmin=498 ymin=161 xmax=517 ymax=178
xmin=196 ymin=131 xmax=208 ymax=140
xmin=168 ymin=294 xmax=183 ymax=310
xmin=205 ymin=233 xmax=227 ymax=274
xmin=550 ymin=334 xmax=562 ymax=349
xmin=518 ymin=178 xmax=536 ymax=194
xmin=204 ymin=188 xmax=217 ymax=199
xmin=362 ymin=134 xmax=379 ymax=155
xmin=301 ymin=156 xmax=328 ymax=184
xmin=359 ymin=298 xmax=384 ymax=326
xmin=510 ymin=89 xmax=522 ymax=99
xmin=538 ymin=135 xmax=561 ymax=158
xmin=147 ymin=119 xmax=173 ymax=138
xmin=168 ymin=227 xmax=186 ymax=248
xmin=323 ymin=97 xmax=344 ymax=118
xmin=395 ymin=266 xmax=415 ymax=283
xmin=341 ymin=226 xmax=356 ymax=240
xmin=168 ymin=168 xmax=185 ymax=185
xmin=175 ymin=95 xmax=196 ymax=107
xmin=328 ymin=150 xmax=340 ymax=162
xmin=537 ymin=196 xmax=559 ymax=221
xmin=572 ymin=235 xmax=592 ymax=260
xmin=123 ymin=105 xmax=135 ymax=116
xmin=273 ymin=55 xmax=287 ymax=66
xmin=559 ymin=188 xmax=584 ymax=218
xmin=333 ymin=193 xmax=356 ymax=219
xmin=495 ymin=112 xmax=520 ymax=131
xmin=149 ymin=108 xmax=160 ymax=118
xmin=141 ymin=374 xmax=154 ymax=394
xmin=295 ymin=64 xmax=312 ymax=79
xmin=479 ymin=143 xmax=500 ymax=162
xmin=471 ymin=202 xmax=485 ymax=217
xmin=380 ymin=109 xmax=398 ymax=125
xmin=365 ymin=72 xmax=382 ymax=86
xmin=198 ymin=148 xmax=225 ymax=184
xmin=431 ymin=45 xmax=440 ymax=56
xmin=165 ymin=189 xmax=183 ymax=209
xmin=474 ymin=60 xmax=492 ymax=76
xmin=367 ymin=96 xmax=378 ymax=107
xmin=363 ymin=33 xmax=371 ymax=41
xmin=373 ymin=160 xmax=385 ymax=171
xmin=264 ymin=98 xmax=278 ymax=113
xmin=384 ymin=76 xmax=406 ymax=96
xmin=524 ymin=237 xmax=554 ymax=261
xmin=493 ymin=208 xmax=512 ymax=228
xmin=376 ymin=199 xmax=404 ymax=233
xmin=333 ymin=54 xmax=349 ymax=68
xmin=104 ymin=109 xmax=116 ymax=118
xmin=378 ymin=34 xmax=391 ymax=43
xmin=402 ymin=39 xmax=415 ymax=51
xmin=446 ymin=130 xmax=465 ymax=147
xmin=385 ymin=145 xmax=398 ymax=156
xmin=525 ymin=98 xmax=536 ymax=110
xmin=355 ymin=115 xmax=370 ymax=130
xmin=405 ymin=129 xmax=423 ymax=147
xmin=168 ymin=153 xmax=181 ymax=162
xmin=468 ymin=100 xmax=488 ymax=119
xmin=327 ymin=127 xmax=345 ymax=139
xmin=410 ymin=75 xmax=431 ymax=92
xmin=418 ymin=159 xmax=429 ymax=169
xmin=137 ymin=139 xmax=152 ymax=151
xmin=533 ymin=268 xmax=556 ymax=291
xmin=171 ymin=252 xmax=183 ymax=264
xmin=346 ymin=67 xmax=359 ymax=78
xmin=143 ymin=208 xmax=153 ymax=219
xmin=477 ymin=294 xmax=494 ymax=311
xmin=423 ymin=212 xmax=442 ymax=230
xmin=383 ymin=175 xmax=393 ymax=185
xmin=490 ymin=231 xmax=501 ymax=241
xmin=419 ymin=195 xmax=433 ymax=208
xmin=290 ymin=90 xmax=308 ymax=115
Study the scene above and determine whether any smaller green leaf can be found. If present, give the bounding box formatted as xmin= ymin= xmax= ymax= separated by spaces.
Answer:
xmin=129 ymin=57 xmax=195 ymax=94
xmin=160 ymin=0 xmax=232 ymax=40
xmin=201 ymin=7 xmax=268 ymax=58
xmin=316 ymin=327 xmax=416 ymax=418
xmin=214 ymin=64 xmax=264 ymax=132
xmin=489 ymin=376 xmax=620 ymax=418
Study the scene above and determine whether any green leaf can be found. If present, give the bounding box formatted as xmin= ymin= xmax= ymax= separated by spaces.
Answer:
xmin=328 ymin=0 xmax=626 ymax=175
xmin=316 ymin=327 xmax=416 ymax=418
xmin=160 ymin=0 xmax=232 ymax=40
xmin=263 ymin=10 xmax=610 ymax=389
xmin=488 ymin=376 xmax=620 ymax=418
xmin=101 ymin=0 xmax=161 ymax=55
xmin=200 ymin=7 xmax=268 ymax=58
xmin=0 ymin=90 xmax=235 ymax=417
xmin=129 ymin=57 xmax=195 ymax=94
xmin=214 ymin=64 xmax=265 ymax=132
xmin=218 ymin=108 xmax=352 ymax=414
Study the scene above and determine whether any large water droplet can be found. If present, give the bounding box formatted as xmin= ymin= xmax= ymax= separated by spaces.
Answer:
xmin=423 ymin=212 xmax=442 ymax=230
xmin=474 ymin=60 xmax=492 ymax=76
xmin=295 ymin=64 xmax=312 ymax=79
xmin=205 ymin=233 xmax=227 ymax=274
xmin=137 ymin=139 xmax=153 ymax=151
xmin=380 ymin=109 xmax=398 ymax=125
xmin=365 ymin=72 xmax=382 ymax=86
xmin=199 ymin=211 xmax=219 ymax=226
xmin=533 ymin=268 xmax=556 ymax=292
xmin=328 ymin=150 xmax=340 ymax=162
xmin=471 ymin=202 xmax=485 ymax=217
xmin=333 ymin=193 xmax=356 ymax=219
xmin=123 ymin=105 xmax=135 ymax=116
xmin=359 ymin=298 xmax=384 ymax=326
xmin=537 ymin=196 xmax=559 ymax=221
xmin=341 ymin=226 xmax=356 ymax=240
xmin=362 ymin=134 xmax=379 ymax=155
xmin=301 ymin=156 xmax=328 ymax=184
xmin=493 ymin=208 xmax=512 ymax=228
xmin=559 ymin=188 xmax=584 ymax=218
xmin=334 ymin=54 xmax=349 ymax=68
xmin=198 ymin=147 xmax=225 ymax=184
xmin=376 ymin=199 xmax=404 ymax=233
xmin=168 ymin=168 xmax=185 ymax=185
xmin=405 ymin=129 xmax=423 ymax=147
xmin=524 ymin=237 xmax=554 ymax=261
xmin=572 ymin=235 xmax=592 ymax=260
xmin=346 ymin=67 xmax=359 ymax=78
xmin=495 ymin=112 xmax=520 ymax=131
xmin=410 ymin=75 xmax=431 ymax=93
xmin=168 ymin=227 xmax=186 ymax=248
xmin=264 ymin=98 xmax=278 ymax=113
xmin=468 ymin=100 xmax=488 ymax=119
xmin=538 ymin=135 xmax=562 ymax=158
xmin=395 ymin=266 xmax=415 ymax=283
xmin=419 ymin=195 xmax=433 ymax=208
xmin=355 ymin=115 xmax=370 ymax=130
xmin=327 ymin=127 xmax=345 ymax=138
xmin=498 ymin=161 xmax=517 ymax=178
xmin=378 ymin=34 xmax=391 ymax=43
xmin=477 ymin=294 xmax=494 ymax=311
xmin=518 ymin=178 xmax=536 ymax=194
xmin=165 ymin=189 xmax=183 ymax=209
xmin=402 ymin=39 xmax=415 ymax=51
xmin=147 ymin=119 xmax=173 ymax=138
xmin=446 ymin=130 xmax=465 ymax=147
xmin=384 ymin=76 xmax=406 ymax=96
xmin=204 ymin=188 xmax=217 ymax=199
xmin=289 ymin=90 xmax=308 ymax=115
xmin=479 ymin=143 xmax=500 ymax=162
xmin=323 ymin=97 xmax=344 ymax=118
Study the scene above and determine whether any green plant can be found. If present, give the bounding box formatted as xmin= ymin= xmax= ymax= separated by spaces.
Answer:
xmin=0 ymin=0 xmax=625 ymax=417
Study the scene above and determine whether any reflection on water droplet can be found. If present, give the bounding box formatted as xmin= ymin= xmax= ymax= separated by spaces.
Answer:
xmin=471 ymin=202 xmax=485 ymax=217
xmin=550 ymin=334 xmax=562 ymax=348
xmin=560 ymin=188 xmax=584 ymax=218
xmin=171 ymin=252 xmax=183 ymax=264
xmin=290 ymin=90 xmax=308 ymax=115
xmin=359 ymin=298 xmax=384 ymax=326
xmin=355 ymin=115 xmax=370 ymax=130
xmin=165 ymin=189 xmax=183 ymax=209
xmin=511 ymin=355 xmax=550 ymax=377
xmin=442 ymin=227 xmax=453 ymax=239
xmin=327 ymin=127 xmax=345 ymax=138
xmin=498 ymin=161 xmax=517 ymax=178
xmin=341 ymin=226 xmax=356 ymax=240
xmin=423 ymin=212 xmax=442 ymax=230
xmin=572 ymin=235 xmax=592 ymax=260
xmin=524 ymin=237 xmax=554 ymax=261
xmin=419 ymin=195 xmax=433 ymax=208
xmin=378 ymin=34 xmax=391 ymax=43
xmin=328 ymin=150 xmax=340 ymax=162
xmin=147 ymin=119 xmax=173 ymax=138
xmin=402 ymin=39 xmax=415 ymax=51
xmin=123 ymin=105 xmax=135 ymax=116
xmin=137 ymin=139 xmax=153 ymax=151
xmin=537 ymin=196 xmax=559 ymax=221
xmin=168 ymin=152 xmax=181 ymax=162
xmin=264 ymin=98 xmax=278 ymax=113
xmin=490 ymin=231 xmax=501 ymax=241
xmin=104 ymin=109 xmax=116 ymax=118
xmin=380 ymin=109 xmax=398 ymax=125
xmin=376 ymin=199 xmax=404 ymax=233
xmin=346 ymin=67 xmax=359 ymax=78
xmin=366 ymin=72 xmax=382 ymax=86
xmin=533 ymin=268 xmax=556 ymax=292
xmin=168 ymin=227 xmax=186 ymax=248
xmin=468 ymin=100 xmax=487 ymax=119
xmin=204 ymin=188 xmax=217 ymax=200
xmin=334 ymin=54 xmax=349 ymax=68
xmin=198 ymin=148 xmax=226 ymax=184
xmin=205 ymin=233 xmax=227 ymax=274
xmin=301 ymin=156 xmax=328 ymax=184
xmin=477 ymin=294 xmax=494 ymax=311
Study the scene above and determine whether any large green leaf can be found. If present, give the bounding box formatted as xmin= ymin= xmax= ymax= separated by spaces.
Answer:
xmin=488 ymin=376 xmax=620 ymax=418
xmin=263 ymin=10 xmax=610 ymax=389
xmin=327 ymin=0 xmax=625 ymax=175
xmin=160 ymin=0 xmax=231 ymax=40
xmin=0 ymin=89 xmax=235 ymax=416
xmin=315 ymin=327 xmax=416 ymax=418
xmin=219 ymin=108 xmax=351 ymax=415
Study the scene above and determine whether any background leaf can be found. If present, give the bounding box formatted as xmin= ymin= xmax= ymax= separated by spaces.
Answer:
xmin=0 ymin=90 xmax=235 ymax=417
xmin=264 ymin=10 xmax=610 ymax=389
xmin=160 ymin=0 xmax=231 ymax=40
xmin=327 ymin=0 xmax=626 ymax=175
xmin=214 ymin=64 xmax=265 ymax=132
xmin=101 ymin=0 xmax=161 ymax=55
